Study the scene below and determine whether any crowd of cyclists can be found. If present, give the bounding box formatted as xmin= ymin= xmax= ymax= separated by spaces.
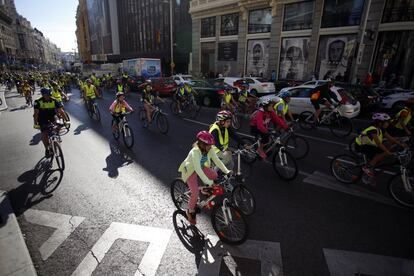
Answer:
xmin=1 ymin=69 xmax=413 ymax=232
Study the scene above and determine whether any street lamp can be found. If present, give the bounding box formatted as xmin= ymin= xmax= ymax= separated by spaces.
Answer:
xmin=163 ymin=0 xmax=174 ymax=76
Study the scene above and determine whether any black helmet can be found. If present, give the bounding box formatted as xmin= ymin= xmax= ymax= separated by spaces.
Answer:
xmin=41 ymin=87 xmax=52 ymax=96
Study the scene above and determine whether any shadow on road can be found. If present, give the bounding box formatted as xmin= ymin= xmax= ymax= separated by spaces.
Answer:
xmin=29 ymin=133 xmax=42 ymax=146
xmin=9 ymin=105 xmax=29 ymax=112
xmin=102 ymin=141 xmax=134 ymax=178
xmin=8 ymin=157 xmax=64 ymax=216
xmin=73 ymin=123 xmax=90 ymax=135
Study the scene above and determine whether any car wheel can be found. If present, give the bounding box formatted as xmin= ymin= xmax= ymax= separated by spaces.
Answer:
xmin=203 ymin=96 xmax=211 ymax=107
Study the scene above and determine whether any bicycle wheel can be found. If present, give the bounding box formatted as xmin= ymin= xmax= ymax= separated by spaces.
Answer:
xmin=86 ymin=102 xmax=93 ymax=118
xmin=111 ymin=119 xmax=120 ymax=140
xmin=94 ymin=105 xmax=101 ymax=121
xmin=238 ymin=137 xmax=257 ymax=164
xmin=211 ymin=203 xmax=248 ymax=245
xmin=231 ymin=185 xmax=256 ymax=216
xmin=170 ymin=178 xmax=190 ymax=212
xmin=122 ymin=125 xmax=134 ymax=148
xmin=285 ymin=134 xmax=309 ymax=160
xmin=348 ymin=138 xmax=362 ymax=157
xmin=156 ymin=113 xmax=169 ymax=134
xmin=298 ymin=111 xmax=315 ymax=130
xmin=139 ymin=109 xmax=147 ymax=128
xmin=231 ymin=115 xmax=241 ymax=130
xmin=52 ymin=141 xmax=65 ymax=171
xmin=64 ymin=111 xmax=71 ymax=130
xmin=170 ymin=101 xmax=179 ymax=115
xmin=272 ymin=148 xmax=298 ymax=181
xmin=330 ymin=115 xmax=353 ymax=137
xmin=330 ymin=154 xmax=361 ymax=184
xmin=389 ymin=173 xmax=414 ymax=208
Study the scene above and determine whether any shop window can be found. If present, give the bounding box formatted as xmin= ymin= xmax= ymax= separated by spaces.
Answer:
xmin=248 ymin=9 xmax=272 ymax=34
xmin=382 ymin=0 xmax=414 ymax=23
xmin=201 ymin=17 xmax=216 ymax=38
xmin=221 ymin=13 xmax=239 ymax=36
xmin=321 ymin=0 xmax=365 ymax=28
xmin=283 ymin=1 xmax=314 ymax=31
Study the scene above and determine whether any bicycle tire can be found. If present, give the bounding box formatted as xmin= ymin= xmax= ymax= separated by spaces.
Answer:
xmin=348 ymin=138 xmax=363 ymax=157
xmin=122 ymin=125 xmax=134 ymax=148
xmin=52 ymin=141 xmax=65 ymax=171
xmin=111 ymin=119 xmax=120 ymax=140
xmin=298 ymin=111 xmax=315 ymax=130
xmin=389 ymin=173 xmax=414 ymax=208
xmin=86 ymin=102 xmax=93 ymax=118
xmin=94 ymin=105 xmax=101 ymax=122
xmin=238 ymin=137 xmax=257 ymax=164
xmin=139 ymin=109 xmax=147 ymax=128
xmin=170 ymin=101 xmax=179 ymax=115
xmin=231 ymin=115 xmax=241 ymax=130
xmin=285 ymin=134 xmax=309 ymax=160
xmin=231 ymin=185 xmax=256 ymax=216
xmin=170 ymin=178 xmax=190 ymax=212
xmin=272 ymin=148 xmax=298 ymax=181
xmin=330 ymin=154 xmax=361 ymax=184
xmin=330 ymin=116 xmax=353 ymax=137
xmin=64 ymin=111 xmax=71 ymax=130
xmin=211 ymin=203 xmax=248 ymax=245
xmin=156 ymin=113 xmax=169 ymax=134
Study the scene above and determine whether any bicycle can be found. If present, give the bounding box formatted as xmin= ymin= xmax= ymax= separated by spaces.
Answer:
xmin=170 ymin=178 xmax=249 ymax=245
xmin=139 ymin=103 xmax=169 ymax=134
xmin=281 ymin=120 xmax=310 ymax=160
xmin=298 ymin=103 xmax=353 ymax=138
xmin=330 ymin=149 xmax=413 ymax=208
xmin=85 ymin=98 xmax=101 ymax=121
xmin=238 ymin=130 xmax=298 ymax=181
xmin=111 ymin=112 xmax=134 ymax=148
xmin=46 ymin=122 xmax=65 ymax=171
xmin=170 ymin=93 xmax=200 ymax=119
xmin=230 ymin=106 xmax=241 ymax=130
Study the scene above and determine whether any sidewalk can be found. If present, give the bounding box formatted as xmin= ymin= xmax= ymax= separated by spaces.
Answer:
xmin=0 ymin=86 xmax=8 ymax=111
xmin=0 ymin=190 xmax=37 ymax=276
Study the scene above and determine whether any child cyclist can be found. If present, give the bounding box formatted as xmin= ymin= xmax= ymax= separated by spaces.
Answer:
xmin=109 ymin=92 xmax=134 ymax=130
xmin=178 ymin=131 xmax=232 ymax=225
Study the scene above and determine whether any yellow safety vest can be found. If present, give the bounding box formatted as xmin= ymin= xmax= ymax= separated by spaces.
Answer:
xmin=85 ymin=85 xmax=96 ymax=98
xmin=179 ymin=87 xmax=185 ymax=95
xmin=114 ymin=102 xmax=126 ymax=113
xmin=117 ymin=84 xmax=123 ymax=92
xmin=209 ymin=123 xmax=229 ymax=153
xmin=274 ymin=99 xmax=288 ymax=116
xmin=38 ymin=98 xmax=56 ymax=109
xmin=224 ymin=93 xmax=232 ymax=104
xmin=239 ymin=91 xmax=248 ymax=102
xmin=394 ymin=108 xmax=412 ymax=129
xmin=51 ymin=89 xmax=62 ymax=102
xmin=355 ymin=126 xmax=383 ymax=147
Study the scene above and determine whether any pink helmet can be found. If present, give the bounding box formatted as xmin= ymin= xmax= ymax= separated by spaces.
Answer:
xmin=196 ymin=131 xmax=215 ymax=145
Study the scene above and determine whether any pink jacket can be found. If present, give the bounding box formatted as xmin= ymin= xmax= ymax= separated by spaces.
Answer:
xmin=250 ymin=109 xmax=288 ymax=133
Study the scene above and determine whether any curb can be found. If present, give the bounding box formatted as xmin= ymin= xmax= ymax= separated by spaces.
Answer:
xmin=0 ymin=86 xmax=8 ymax=111
xmin=0 ymin=191 xmax=37 ymax=276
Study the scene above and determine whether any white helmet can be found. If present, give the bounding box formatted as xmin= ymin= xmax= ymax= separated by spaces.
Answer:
xmin=372 ymin=112 xmax=390 ymax=121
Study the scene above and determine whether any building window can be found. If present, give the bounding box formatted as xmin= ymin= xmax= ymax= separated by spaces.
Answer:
xmin=283 ymin=1 xmax=314 ymax=31
xmin=382 ymin=0 xmax=414 ymax=23
xmin=315 ymin=34 xmax=357 ymax=81
xmin=201 ymin=17 xmax=216 ymax=38
xmin=218 ymin=42 xmax=238 ymax=61
xmin=248 ymin=9 xmax=272 ymax=34
xmin=321 ymin=0 xmax=365 ymax=28
xmin=279 ymin=37 xmax=310 ymax=80
xmin=221 ymin=13 xmax=239 ymax=36
xmin=246 ymin=39 xmax=270 ymax=76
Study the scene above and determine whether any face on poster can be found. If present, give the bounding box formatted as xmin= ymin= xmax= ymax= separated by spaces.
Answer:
xmin=279 ymin=37 xmax=310 ymax=80
xmin=246 ymin=39 xmax=270 ymax=76
xmin=316 ymin=34 xmax=357 ymax=81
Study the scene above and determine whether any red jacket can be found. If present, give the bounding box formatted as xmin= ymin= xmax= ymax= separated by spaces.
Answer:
xmin=250 ymin=109 xmax=288 ymax=133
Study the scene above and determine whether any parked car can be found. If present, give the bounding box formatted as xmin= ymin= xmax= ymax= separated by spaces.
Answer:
xmin=189 ymin=79 xmax=228 ymax=107
xmin=333 ymin=82 xmax=381 ymax=113
xmin=138 ymin=77 xmax=177 ymax=96
xmin=127 ymin=76 xmax=145 ymax=92
xmin=215 ymin=77 xmax=243 ymax=91
xmin=172 ymin=74 xmax=194 ymax=85
xmin=243 ymin=77 xmax=275 ymax=95
xmin=259 ymin=85 xmax=361 ymax=118
xmin=379 ymin=89 xmax=414 ymax=111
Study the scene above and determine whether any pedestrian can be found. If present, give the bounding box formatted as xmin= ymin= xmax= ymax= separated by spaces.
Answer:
xmin=270 ymin=70 xmax=276 ymax=82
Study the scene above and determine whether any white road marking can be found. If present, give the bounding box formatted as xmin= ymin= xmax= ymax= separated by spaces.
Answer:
xmin=324 ymin=248 xmax=414 ymax=276
xmin=198 ymin=235 xmax=283 ymax=276
xmin=71 ymin=222 xmax=172 ymax=276
xmin=24 ymin=209 xmax=85 ymax=260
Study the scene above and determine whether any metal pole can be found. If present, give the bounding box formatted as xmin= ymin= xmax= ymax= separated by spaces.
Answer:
xmin=170 ymin=0 xmax=174 ymax=76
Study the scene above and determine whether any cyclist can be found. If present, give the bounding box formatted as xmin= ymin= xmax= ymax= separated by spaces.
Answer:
xmin=51 ymin=81 xmax=70 ymax=126
xmin=174 ymin=82 xmax=193 ymax=113
xmin=141 ymin=83 xmax=165 ymax=126
xmin=389 ymin=100 xmax=413 ymax=137
xmin=116 ymin=79 xmax=124 ymax=93
xmin=274 ymin=91 xmax=294 ymax=123
xmin=22 ymin=80 xmax=33 ymax=106
xmin=209 ymin=110 xmax=244 ymax=169
xmin=221 ymin=87 xmax=237 ymax=113
xmin=178 ymin=131 xmax=231 ymax=225
xmin=237 ymin=84 xmax=257 ymax=114
xmin=355 ymin=112 xmax=408 ymax=177
xmin=33 ymin=88 xmax=64 ymax=157
xmin=109 ymin=92 xmax=134 ymax=131
xmin=250 ymin=99 xmax=289 ymax=159
xmin=83 ymin=79 xmax=99 ymax=112
xmin=310 ymin=79 xmax=339 ymax=123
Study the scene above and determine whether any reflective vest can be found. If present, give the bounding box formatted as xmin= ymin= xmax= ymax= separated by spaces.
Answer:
xmin=274 ymin=99 xmax=288 ymax=115
xmin=85 ymin=85 xmax=96 ymax=98
xmin=38 ymin=98 xmax=56 ymax=109
xmin=394 ymin=108 xmax=412 ymax=129
xmin=224 ymin=93 xmax=232 ymax=104
xmin=117 ymin=84 xmax=123 ymax=92
xmin=114 ymin=102 xmax=126 ymax=113
xmin=355 ymin=126 xmax=383 ymax=147
xmin=209 ymin=123 xmax=229 ymax=153
xmin=51 ymin=89 xmax=62 ymax=102
xmin=239 ymin=90 xmax=248 ymax=102
xmin=179 ymin=87 xmax=186 ymax=95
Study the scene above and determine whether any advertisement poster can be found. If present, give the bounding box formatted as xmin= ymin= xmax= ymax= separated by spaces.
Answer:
xmin=316 ymin=34 xmax=357 ymax=81
xmin=246 ymin=39 xmax=270 ymax=77
xmin=141 ymin=59 xmax=161 ymax=79
xmin=218 ymin=42 xmax=238 ymax=61
xmin=279 ymin=37 xmax=310 ymax=80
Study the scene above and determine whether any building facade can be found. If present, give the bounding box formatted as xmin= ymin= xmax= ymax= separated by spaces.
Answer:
xmin=0 ymin=0 xmax=17 ymax=62
xmin=75 ymin=0 xmax=92 ymax=63
xmin=190 ymin=0 xmax=414 ymax=89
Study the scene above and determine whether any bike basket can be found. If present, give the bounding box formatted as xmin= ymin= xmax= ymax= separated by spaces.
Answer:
xmin=398 ymin=151 xmax=412 ymax=166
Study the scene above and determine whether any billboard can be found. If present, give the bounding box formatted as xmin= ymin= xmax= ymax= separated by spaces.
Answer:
xmin=246 ymin=39 xmax=270 ymax=77
xmin=279 ymin=37 xmax=310 ymax=80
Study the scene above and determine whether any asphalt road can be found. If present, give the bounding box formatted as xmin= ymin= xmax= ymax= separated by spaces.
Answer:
xmin=1 ymin=86 xmax=413 ymax=276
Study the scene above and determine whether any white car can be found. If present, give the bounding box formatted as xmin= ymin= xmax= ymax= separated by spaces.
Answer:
xmin=379 ymin=90 xmax=414 ymax=110
xmin=172 ymin=74 xmax=193 ymax=85
xmin=259 ymin=85 xmax=361 ymax=119
xmin=244 ymin=77 xmax=275 ymax=95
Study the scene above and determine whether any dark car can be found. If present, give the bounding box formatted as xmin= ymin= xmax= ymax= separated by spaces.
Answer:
xmin=127 ymin=76 xmax=145 ymax=92
xmin=190 ymin=79 xmax=229 ymax=107
xmin=334 ymin=82 xmax=381 ymax=113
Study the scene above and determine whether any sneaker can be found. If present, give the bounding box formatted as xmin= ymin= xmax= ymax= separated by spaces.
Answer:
xmin=186 ymin=210 xmax=196 ymax=225
xmin=362 ymin=165 xmax=374 ymax=178
xmin=257 ymin=148 xmax=267 ymax=159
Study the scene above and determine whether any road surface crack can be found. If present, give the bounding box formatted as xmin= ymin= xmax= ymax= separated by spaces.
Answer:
xmin=118 ymin=249 xmax=145 ymax=275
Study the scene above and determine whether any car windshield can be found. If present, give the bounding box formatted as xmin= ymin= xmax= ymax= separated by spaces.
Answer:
xmin=255 ymin=78 xmax=268 ymax=83
xmin=164 ymin=78 xmax=175 ymax=84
